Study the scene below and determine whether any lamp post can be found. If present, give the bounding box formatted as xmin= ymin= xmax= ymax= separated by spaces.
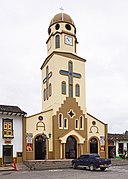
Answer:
xmin=41 ymin=131 xmax=51 ymax=160
xmin=42 ymin=130 xmax=51 ymax=139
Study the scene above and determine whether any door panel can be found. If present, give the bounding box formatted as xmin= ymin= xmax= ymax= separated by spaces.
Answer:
xmin=65 ymin=136 xmax=77 ymax=159
xmin=3 ymin=145 xmax=13 ymax=164
xmin=35 ymin=135 xmax=46 ymax=160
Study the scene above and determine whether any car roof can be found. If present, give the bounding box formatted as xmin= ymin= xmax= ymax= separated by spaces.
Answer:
xmin=80 ymin=154 xmax=99 ymax=156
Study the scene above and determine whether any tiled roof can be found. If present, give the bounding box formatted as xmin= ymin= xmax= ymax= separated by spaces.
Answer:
xmin=0 ymin=105 xmax=27 ymax=116
xmin=108 ymin=133 xmax=128 ymax=141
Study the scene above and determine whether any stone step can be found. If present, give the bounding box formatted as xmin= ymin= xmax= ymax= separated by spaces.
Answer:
xmin=24 ymin=159 xmax=72 ymax=170
xmin=23 ymin=159 xmax=128 ymax=170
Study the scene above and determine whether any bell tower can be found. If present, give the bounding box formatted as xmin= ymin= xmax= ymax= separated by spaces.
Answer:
xmin=46 ymin=12 xmax=78 ymax=55
xmin=41 ymin=12 xmax=86 ymax=115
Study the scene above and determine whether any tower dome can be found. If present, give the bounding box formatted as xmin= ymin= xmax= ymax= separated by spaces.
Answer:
xmin=49 ymin=13 xmax=75 ymax=28
xmin=47 ymin=12 xmax=77 ymax=55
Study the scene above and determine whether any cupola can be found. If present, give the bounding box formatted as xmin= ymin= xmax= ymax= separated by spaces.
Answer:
xmin=46 ymin=13 xmax=78 ymax=55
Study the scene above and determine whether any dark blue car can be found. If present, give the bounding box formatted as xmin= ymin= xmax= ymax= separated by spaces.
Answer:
xmin=72 ymin=154 xmax=112 ymax=171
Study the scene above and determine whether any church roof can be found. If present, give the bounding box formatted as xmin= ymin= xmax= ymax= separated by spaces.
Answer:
xmin=41 ymin=51 xmax=86 ymax=69
xmin=49 ymin=13 xmax=75 ymax=27
xmin=0 ymin=104 xmax=27 ymax=116
xmin=87 ymin=113 xmax=106 ymax=125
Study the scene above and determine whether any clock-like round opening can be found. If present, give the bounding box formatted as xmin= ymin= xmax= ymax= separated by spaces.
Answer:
xmin=65 ymin=24 xmax=71 ymax=31
xmin=55 ymin=24 xmax=60 ymax=30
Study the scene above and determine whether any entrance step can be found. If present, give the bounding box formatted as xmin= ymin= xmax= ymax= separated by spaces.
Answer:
xmin=24 ymin=159 xmax=72 ymax=170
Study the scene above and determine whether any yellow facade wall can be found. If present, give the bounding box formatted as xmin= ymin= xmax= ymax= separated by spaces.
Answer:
xmin=26 ymin=109 xmax=53 ymax=151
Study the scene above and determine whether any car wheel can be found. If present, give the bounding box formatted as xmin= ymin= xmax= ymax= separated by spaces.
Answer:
xmin=100 ymin=167 xmax=106 ymax=171
xmin=89 ymin=164 xmax=96 ymax=171
xmin=73 ymin=163 xmax=77 ymax=169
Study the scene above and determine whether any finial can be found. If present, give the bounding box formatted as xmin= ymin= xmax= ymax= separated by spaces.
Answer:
xmin=60 ymin=7 xmax=64 ymax=13
xmin=59 ymin=7 xmax=64 ymax=21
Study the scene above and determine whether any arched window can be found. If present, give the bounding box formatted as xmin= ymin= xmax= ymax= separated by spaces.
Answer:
xmin=75 ymin=119 xmax=79 ymax=129
xmin=49 ymin=83 xmax=52 ymax=97
xmin=62 ymin=81 xmax=66 ymax=94
xmin=55 ymin=35 xmax=60 ymax=48
xmin=58 ymin=113 xmax=63 ymax=128
xmin=64 ymin=118 xmax=68 ymax=129
xmin=44 ymin=89 xmax=46 ymax=101
xmin=75 ymin=84 xmax=80 ymax=97
xmin=80 ymin=116 xmax=83 ymax=129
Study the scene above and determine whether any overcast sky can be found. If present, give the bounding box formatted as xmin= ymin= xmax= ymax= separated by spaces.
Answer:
xmin=0 ymin=0 xmax=128 ymax=133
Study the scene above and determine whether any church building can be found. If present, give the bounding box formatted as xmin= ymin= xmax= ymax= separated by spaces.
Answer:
xmin=23 ymin=12 xmax=108 ymax=161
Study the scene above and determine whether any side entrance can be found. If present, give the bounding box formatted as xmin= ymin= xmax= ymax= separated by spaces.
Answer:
xmin=35 ymin=134 xmax=46 ymax=160
xmin=3 ymin=145 xmax=13 ymax=164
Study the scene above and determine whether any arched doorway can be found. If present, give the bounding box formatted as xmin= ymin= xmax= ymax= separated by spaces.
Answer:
xmin=65 ymin=136 xmax=77 ymax=159
xmin=35 ymin=134 xmax=46 ymax=160
xmin=90 ymin=138 xmax=98 ymax=153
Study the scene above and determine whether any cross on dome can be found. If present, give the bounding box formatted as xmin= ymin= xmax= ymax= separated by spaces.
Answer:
xmin=60 ymin=7 xmax=64 ymax=13
xmin=59 ymin=7 xmax=64 ymax=20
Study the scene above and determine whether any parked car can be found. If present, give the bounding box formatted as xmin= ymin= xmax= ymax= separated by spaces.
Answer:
xmin=72 ymin=154 xmax=112 ymax=171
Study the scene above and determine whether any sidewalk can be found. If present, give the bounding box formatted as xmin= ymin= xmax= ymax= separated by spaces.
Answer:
xmin=0 ymin=164 xmax=14 ymax=171
xmin=1 ymin=159 xmax=128 ymax=171
xmin=0 ymin=163 xmax=29 ymax=172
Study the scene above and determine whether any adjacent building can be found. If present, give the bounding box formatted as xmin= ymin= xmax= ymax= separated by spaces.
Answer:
xmin=0 ymin=105 xmax=26 ymax=165
xmin=108 ymin=131 xmax=128 ymax=158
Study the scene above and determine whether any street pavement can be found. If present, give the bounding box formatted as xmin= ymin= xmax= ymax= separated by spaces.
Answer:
xmin=1 ymin=166 xmax=128 ymax=179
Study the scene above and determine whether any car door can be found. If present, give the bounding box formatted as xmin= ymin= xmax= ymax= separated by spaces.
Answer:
xmin=79 ymin=155 xmax=89 ymax=166
xmin=84 ymin=155 xmax=89 ymax=166
xmin=78 ymin=155 xmax=86 ymax=166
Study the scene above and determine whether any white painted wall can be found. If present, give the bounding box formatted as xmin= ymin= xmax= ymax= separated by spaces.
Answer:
xmin=0 ymin=114 xmax=23 ymax=157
